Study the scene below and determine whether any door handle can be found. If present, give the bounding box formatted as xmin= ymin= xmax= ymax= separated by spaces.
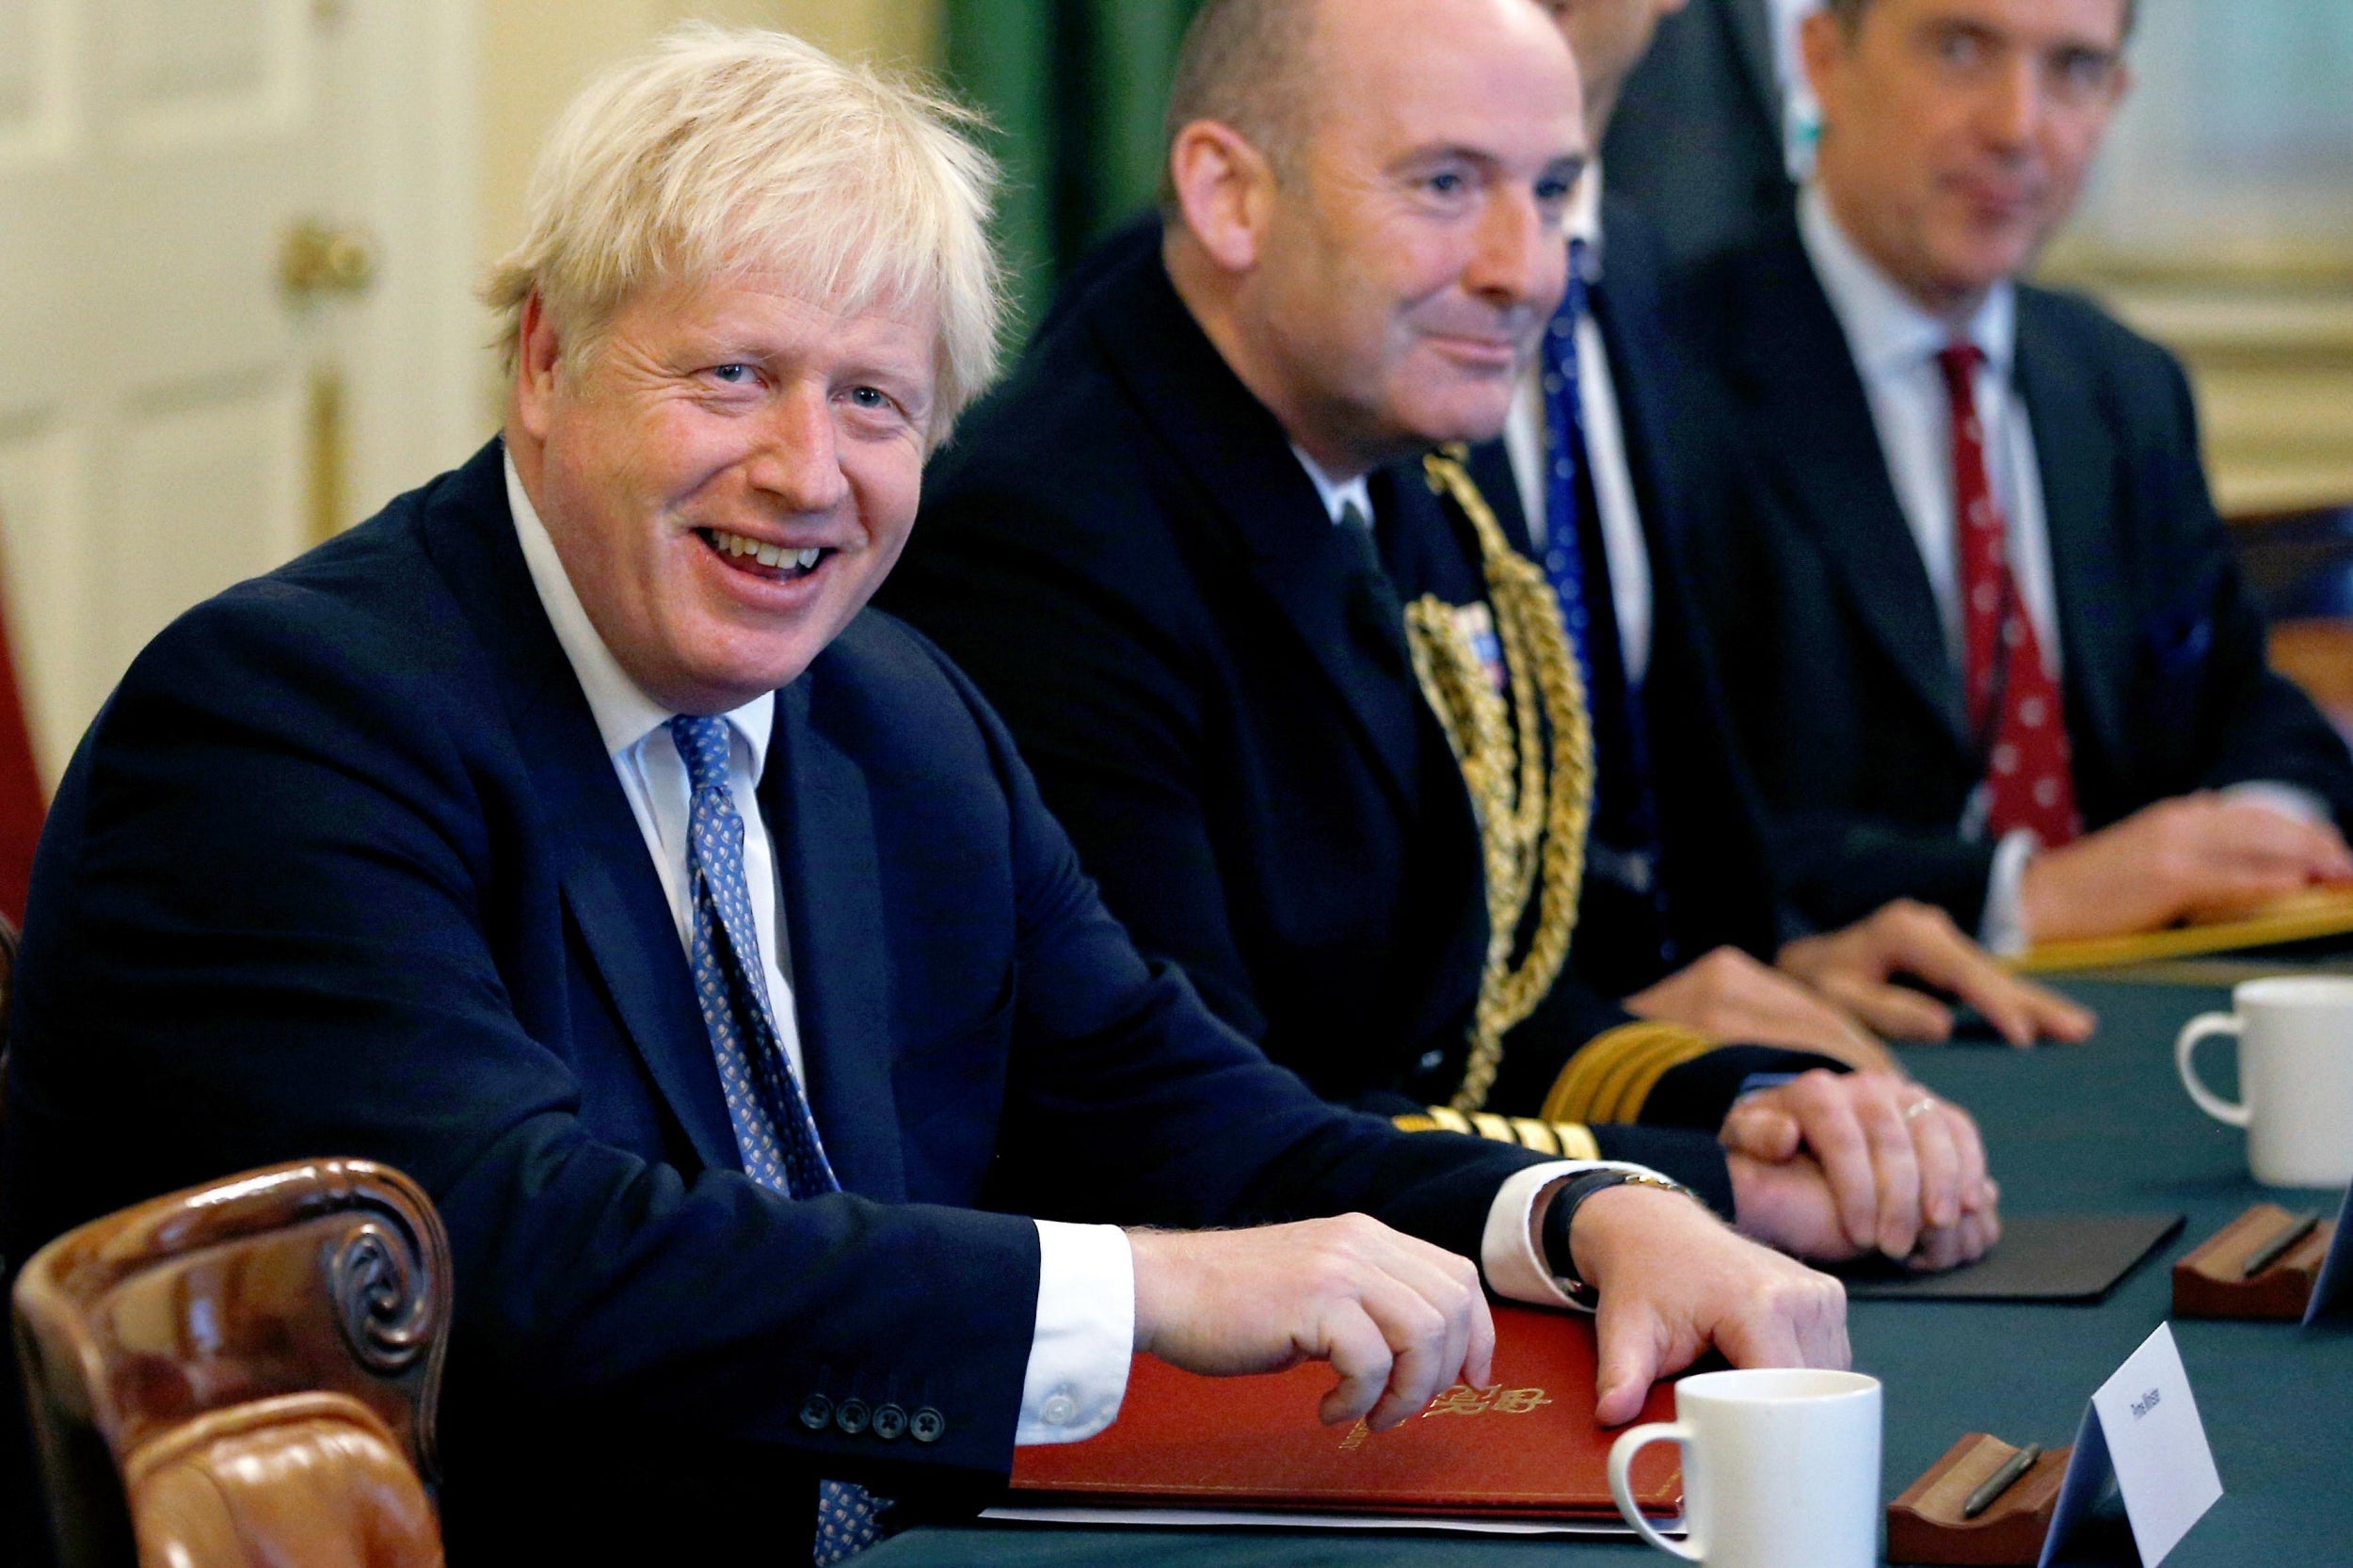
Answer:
xmin=280 ymin=219 xmax=379 ymax=300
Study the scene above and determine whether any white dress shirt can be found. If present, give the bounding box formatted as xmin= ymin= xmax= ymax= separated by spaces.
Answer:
xmin=1504 ymin=165 xmax=1654 ymax=685
xmin=1293 ymin=445 xmax=1375 ymax=527
xmin=1797 ymin=191 xmax=2322 ymax=950
xmin=510 ymin=452 xmax=1657 ymax=1446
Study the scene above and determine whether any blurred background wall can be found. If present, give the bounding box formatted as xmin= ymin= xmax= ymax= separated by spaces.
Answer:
xmin=2047 ymin=1 xmax=2353 ymax=518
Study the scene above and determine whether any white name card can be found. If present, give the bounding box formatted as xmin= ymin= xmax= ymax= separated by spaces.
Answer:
xmin=2303 ymin=1185 xmax=2352 ymax=1327
xmin=2040 ymin=1323 xmax=2221 ymax=1568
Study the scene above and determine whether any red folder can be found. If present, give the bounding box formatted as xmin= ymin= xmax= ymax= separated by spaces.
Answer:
xmin=1010 ymin=1304 xmax=1682 ymax=1520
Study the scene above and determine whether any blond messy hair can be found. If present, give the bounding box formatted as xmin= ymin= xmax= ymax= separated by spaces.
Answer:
xmin=483 ymin=25 xmax=1004 ymax=439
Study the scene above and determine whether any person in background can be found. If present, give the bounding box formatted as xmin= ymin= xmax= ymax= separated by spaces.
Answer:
xmin=1601 ymin=0 xmax=1819 ymax=268
xmin=1481 ymin=0 xmax=2074 ymax=1271
xmin=888 ymin=0 xmax=2034 ymax=1284
xmin=1677 ymin=0 xmax=2353 ymax=952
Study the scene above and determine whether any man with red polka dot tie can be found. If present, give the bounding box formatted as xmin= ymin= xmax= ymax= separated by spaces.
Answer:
xmin=1679 ymin=0 xmax=2353 ymax=952
xmin=1939 ymin=340 xmax=2080 ymax=852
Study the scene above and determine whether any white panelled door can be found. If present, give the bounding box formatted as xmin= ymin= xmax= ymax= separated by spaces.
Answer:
xmin=0 ymin=0 xmax=478 ymax=780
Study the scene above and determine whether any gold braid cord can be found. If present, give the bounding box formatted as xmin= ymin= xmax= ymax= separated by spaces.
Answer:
xmin=1403 ymin=451 xmax=1594 ymax=1113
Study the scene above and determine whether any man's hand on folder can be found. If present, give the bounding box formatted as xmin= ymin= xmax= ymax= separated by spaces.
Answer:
xmin=1128 ymin=1216 xmax=1496 ymax=1433
xmin=2018 ymin=793 xmax=2353 ymax=943
xmin=1576 ymin=1183 xmax=1850 ymax=1427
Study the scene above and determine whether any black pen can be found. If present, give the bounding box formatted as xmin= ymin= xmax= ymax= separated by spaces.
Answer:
xmin=2241 ymin=1209 xmax=2324 ymax=1280
xmin=1961 ymin=1443 xmax=2043 ymax=1520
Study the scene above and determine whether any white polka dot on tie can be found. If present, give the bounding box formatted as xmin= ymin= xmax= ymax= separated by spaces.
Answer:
xmin=1974 ymin=584 xmax=2001 ymax=615
xmin=1993 ymin=744 xmax=2019 ymax=775
xmin=2035 ymin=777 xmax=2060 ymax=808
xmin=2005 ymin=620 xmax=2026 ymax=648
xmin=2020 ymin=696 xmax=2045 ymax=727
xmin=1972 ymin=500 xmax=1993 ymax=527
xmin=1555 ymin=459 xmax=1574 ymax=479
xmin=1964 ymin=418 xmax=1983 ymax=443
xmin=1543 ymin=373 xmax=1562 ymax=394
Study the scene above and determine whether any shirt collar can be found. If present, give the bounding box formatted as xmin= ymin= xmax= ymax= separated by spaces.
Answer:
xmin=504 ymin=447 xmax=775 ymax=776
xmin=1290 ymin=444 xmax=1376 ymax=527
xmin=1798 ymin=184 xmax=2014 ymax=383
xmin=1569 ymin=161 xmax=1605 ymax=270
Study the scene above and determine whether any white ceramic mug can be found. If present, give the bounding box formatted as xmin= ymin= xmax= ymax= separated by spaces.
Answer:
xmin=1607 ymin=1368 xmax=1881 ymax=1568
xmin=2176 ymin=975 xmax=2353 ymax=1188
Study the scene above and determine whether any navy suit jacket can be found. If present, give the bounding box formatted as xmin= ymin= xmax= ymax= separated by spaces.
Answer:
xmin=1465 ymin=196 xmax=1793 ymax=984
xmin=1602 ymin=0 xmax=1795 ymax=271
xmin=885 ymin=223 xmax=1801 ymax=1144
xmin=0 ymin=440 xmax=1559 ymax=1561
xmin=1678 ymin=227 xmax=2353 ymax=929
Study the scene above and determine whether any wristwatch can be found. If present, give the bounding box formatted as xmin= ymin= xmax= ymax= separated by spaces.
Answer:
xmin=1541 ymin=1169 xmax=1698 ymax=1308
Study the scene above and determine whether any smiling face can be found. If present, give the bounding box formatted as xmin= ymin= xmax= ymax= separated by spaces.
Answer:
xmin=1225 ymin=0 xmax=1587 ymax=473
xmin=1806 ymin=0 xmax=2130 ymax=318
xmin=510 ymin=276 xmax=936 ymax=714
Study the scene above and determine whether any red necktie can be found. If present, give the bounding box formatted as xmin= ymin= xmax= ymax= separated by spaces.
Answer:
xmin=1938 ymin=343 xmax=2080 ymax=847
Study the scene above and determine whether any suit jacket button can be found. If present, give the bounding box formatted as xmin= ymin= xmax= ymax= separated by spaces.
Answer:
xmin=835 ymin=1398 xmax=872 ymax=1436
xmin=871 ymin=1403 xmax=908 ymax=1442
xmin=910 ymin=1406 xmax=947 ymax=1444
xmin=798 ymin=1394 xmax=833 ymax=1432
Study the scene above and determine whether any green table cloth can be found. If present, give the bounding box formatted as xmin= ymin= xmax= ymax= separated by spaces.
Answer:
xmin=867 ymin=980 xmax=2353 ymax=1566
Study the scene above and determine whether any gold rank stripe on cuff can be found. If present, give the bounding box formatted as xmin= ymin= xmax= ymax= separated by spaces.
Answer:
xmin=1538 ymin=1021 xmax=1718 ymax=1126
xmin=1391 ymin=1108 xmax=1601 ymax=1161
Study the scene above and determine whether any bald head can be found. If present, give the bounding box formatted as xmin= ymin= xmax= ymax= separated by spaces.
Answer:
xmin=1160 ymin=0 xmax=1585 ymax=478
xmin=1164 ymin=0 xmax=1577 ymax=194
xmin=1161 ymin=0 xmax=1324 ymax=199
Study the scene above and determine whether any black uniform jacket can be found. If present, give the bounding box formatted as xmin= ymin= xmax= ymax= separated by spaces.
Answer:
xmin=887 ymin=223 xmax=1815 ymax=1133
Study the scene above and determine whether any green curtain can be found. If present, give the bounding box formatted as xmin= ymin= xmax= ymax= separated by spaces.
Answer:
xmin=941 ymin=0 xmax=1205 ymax=342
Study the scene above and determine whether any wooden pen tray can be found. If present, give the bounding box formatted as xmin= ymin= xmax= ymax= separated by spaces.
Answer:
xmin=2172 ymin=1203 xmax=2334 ymax=1320
xmin=1888 ymin=1433 xmax=2071 ymax=1566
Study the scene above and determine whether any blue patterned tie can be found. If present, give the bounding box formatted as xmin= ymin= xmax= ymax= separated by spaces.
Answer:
xmin=1539 ymin=239 xmax=1673 ymax=969
xmin=667 ymin=715 xmax=883 ymax=1563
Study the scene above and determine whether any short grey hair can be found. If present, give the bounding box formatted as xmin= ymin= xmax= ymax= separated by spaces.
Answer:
xmin=483 ymin=25 xmax=1004 ymax=438
xmin=1160 ymin=0 xmax=1325 ymax=206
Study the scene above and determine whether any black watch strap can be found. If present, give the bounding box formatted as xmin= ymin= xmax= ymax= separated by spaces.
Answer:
xmin=1540 ymin=1168 xmax=1697 ymax=1307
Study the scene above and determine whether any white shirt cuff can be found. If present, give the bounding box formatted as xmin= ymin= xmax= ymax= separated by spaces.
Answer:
xmin=1481 ymin=1160 xmax=1668 ymax=1312
xmin=1016 ymin=1221 xmax=1132 ymax=1446
xmin=2220 ymin=779 xmax=2330 ymax=826
xmin=1978 ymin=828 xmax=2040 ymax=956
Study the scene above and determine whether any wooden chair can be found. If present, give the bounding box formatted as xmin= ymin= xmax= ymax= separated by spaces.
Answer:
xmin=11 ymin=1159 xmax=450 ymax=1568
xmin=2229 ymin=504 xmax=2353 ymax=740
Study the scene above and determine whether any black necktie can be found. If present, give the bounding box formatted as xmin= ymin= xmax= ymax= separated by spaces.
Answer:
xmin=1340 ymin=498 xmax=1409 ymax=674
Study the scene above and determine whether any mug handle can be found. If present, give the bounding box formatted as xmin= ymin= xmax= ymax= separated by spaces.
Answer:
xmin=1609 ymin=1420 xmax=1703 ymax=1562
xmin=2175 ymin=1013 xmax=2251 ymax=1128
